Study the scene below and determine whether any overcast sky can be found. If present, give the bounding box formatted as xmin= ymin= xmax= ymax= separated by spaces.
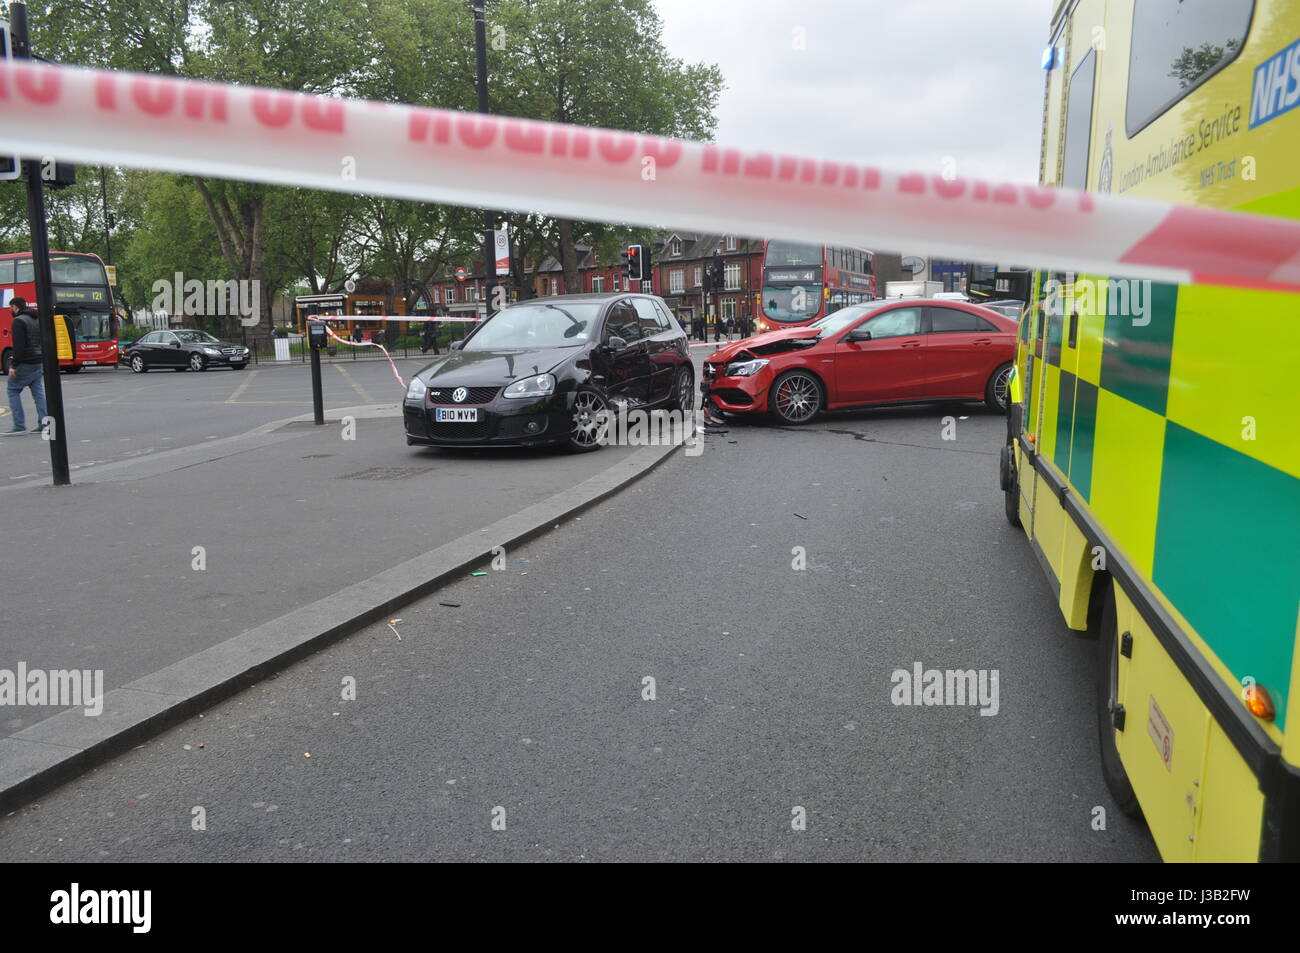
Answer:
xmin=654 ymin=0 xmax=1055 ymax=184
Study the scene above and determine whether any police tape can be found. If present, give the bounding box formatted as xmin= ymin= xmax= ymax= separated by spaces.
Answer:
xmin=312 ymin=319 xmax=408 ymax=388
xmin=3 ymin=61 xmax=1300 ymax=294
xmin=311 ymin=315 xmax=482 ymax=322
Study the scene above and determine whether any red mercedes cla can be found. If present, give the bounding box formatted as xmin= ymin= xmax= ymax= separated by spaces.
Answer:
xmin=702 ymin=299 xmax=1017 ymax=425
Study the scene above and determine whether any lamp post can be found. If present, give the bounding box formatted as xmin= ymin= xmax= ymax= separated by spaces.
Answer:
xmin=471 ymin=1 xmax=498 ymax=318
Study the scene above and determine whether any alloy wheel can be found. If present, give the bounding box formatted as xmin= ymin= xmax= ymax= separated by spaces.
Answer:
xmin=571 ymin=391 xmax=609 ymax=448
xmin=774 ymin=373 xmax=820 ymax=423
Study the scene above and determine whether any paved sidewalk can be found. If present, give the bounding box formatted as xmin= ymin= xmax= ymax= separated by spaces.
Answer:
xmin=0 ymin=402 xmax=647 ymax=738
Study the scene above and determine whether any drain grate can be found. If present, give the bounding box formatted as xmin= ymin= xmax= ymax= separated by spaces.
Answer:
xmin=339 ymin=467 xmax=432 ymax=481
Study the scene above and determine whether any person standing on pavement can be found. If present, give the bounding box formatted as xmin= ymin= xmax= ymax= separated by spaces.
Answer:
xmin=4 ymin=297 xmax=48 ymax=436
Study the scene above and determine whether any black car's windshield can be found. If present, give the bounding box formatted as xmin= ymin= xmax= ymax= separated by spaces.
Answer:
xmin=810 ymin=301 xmax=889 ymax=335
xmin=464 ymin=302 xmax=602 ymax=350
xmin=175 ymin=331 xmax=221 ymax=344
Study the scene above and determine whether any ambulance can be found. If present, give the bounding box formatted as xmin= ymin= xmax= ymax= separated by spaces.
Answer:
xmin=1003 ymin=0 xmax=1300 ymax=861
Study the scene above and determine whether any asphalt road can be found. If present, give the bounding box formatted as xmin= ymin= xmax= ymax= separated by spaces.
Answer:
xmin=0 ymin=394 xmax=1160 ymax=861
xmin=0 ymin=357 xmax=426 ymax=485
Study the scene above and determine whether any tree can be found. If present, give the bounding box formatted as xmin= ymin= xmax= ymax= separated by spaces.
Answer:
xmin=1168 ymin=40 xmax=1239 ymax=89
xmin=490 ymin=0 xmax=722 ymax=292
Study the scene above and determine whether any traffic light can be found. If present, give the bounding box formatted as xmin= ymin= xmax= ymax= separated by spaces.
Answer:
xmin=710 ymin=255 xmax=725 ymax=290
xmin=626 ymin=244 xmax=644 ymax=282
xmin=0 ymin=19 xmax=18 ymax=182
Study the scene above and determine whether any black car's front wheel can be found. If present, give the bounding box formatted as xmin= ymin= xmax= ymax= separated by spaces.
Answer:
xmin=667 ymin=366 xmax=695 ymax=412
xmin=769 ymin=370 xmax=822 ymax=425
xmin=567 ymin=388 xmax=609 ymax=452
xmin=189 ymin=353 xmax=208 ymax=372
xmin=130 ymin=355 xmax=148 ymax=373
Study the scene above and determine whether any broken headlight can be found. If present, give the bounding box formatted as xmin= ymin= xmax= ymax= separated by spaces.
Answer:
xmin=724 ymin=358 xmax=769 ymax=377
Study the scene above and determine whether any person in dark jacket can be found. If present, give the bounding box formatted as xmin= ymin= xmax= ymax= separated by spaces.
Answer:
xmin=4 ymin=297 xmax=48 ymax=435
xmin=421 ymin=320 xmax=440 ymax=355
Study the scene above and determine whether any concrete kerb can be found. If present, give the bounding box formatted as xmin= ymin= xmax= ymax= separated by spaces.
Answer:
xmin=0 ymin=437 xmax=680 ymax=813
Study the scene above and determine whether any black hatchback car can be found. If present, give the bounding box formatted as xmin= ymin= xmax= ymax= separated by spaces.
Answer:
xmin=404 ymin=293 xmax=694 ymax=451
xmin=124 ymin=329 xmax=250 ymax=372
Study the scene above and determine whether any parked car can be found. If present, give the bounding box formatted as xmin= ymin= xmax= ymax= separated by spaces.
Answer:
xmin=124 ymin=330 xmax=250 ymax=372
xmin=702 ymin=299 xmax=1017 ymax=425
xmin=403 ymin=293 xmax=694 ymax=451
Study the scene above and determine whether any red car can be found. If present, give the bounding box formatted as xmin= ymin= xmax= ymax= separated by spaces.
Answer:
xmin=702 ymin=299 xmax=1017 ymax=425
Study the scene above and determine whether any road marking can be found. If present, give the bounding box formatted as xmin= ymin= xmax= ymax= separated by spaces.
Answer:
xmin=224 ymin=369 xmax=260 ymax=403
xmin=332 ymin=364 xmax=375 ymax=403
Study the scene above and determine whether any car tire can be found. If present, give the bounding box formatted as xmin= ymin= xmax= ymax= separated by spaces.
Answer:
xmin=566 ymin=387 xmax=609 ymax=453
xmin=1097 ymin=587 xmax=1142 ymax=818
xmin=1000 ymin=444 xmax=1022 ymax=527
xmin=986 ymin=362 xmax=1013 ymax=412
xmin=769 ymin=370 xmax=822 ymax=425
xmin=667 ymin=366 xmax=694 ymax=412
xmin=189 ymin=353 xmax=208 ymax=372
xmin=130 ymin=355 xmax=148 ymax=373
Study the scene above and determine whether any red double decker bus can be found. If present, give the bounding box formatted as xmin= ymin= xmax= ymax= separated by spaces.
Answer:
xmin=0 ymin=251 xmax=119 ymax=373
xmin=757 ymin=240 xmax=875 ymax=332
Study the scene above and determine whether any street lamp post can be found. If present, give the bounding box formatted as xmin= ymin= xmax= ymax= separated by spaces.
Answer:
xmin=472 ymin=1 xmax=498 ymax=318
xmin=10 ymin=1 xmax=70 ymax=486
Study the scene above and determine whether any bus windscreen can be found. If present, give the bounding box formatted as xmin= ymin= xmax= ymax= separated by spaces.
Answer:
xmin=761 ymin=284 xmax=821 ymax=322
xmin=15 ymin=254 xmax=109 ymax=286
xmin=764 ymin=240 xmax=822 ymax=267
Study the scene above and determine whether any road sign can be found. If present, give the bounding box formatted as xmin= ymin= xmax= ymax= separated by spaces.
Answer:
xmin=104 ymin=264 xmax=117 ymax=286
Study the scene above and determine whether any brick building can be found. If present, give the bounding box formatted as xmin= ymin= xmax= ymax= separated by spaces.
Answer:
xmin=424 ymin=232 xmax=762 ymax=324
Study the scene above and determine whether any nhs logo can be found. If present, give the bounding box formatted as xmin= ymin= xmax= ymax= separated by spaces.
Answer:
xmin=1249 ymin=36 xmax=1300 ymax=128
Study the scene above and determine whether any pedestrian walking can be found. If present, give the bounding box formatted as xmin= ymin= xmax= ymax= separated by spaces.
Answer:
xmin=4 ymin=297 xmax=47 ymax=436
xmin=421 ymin=320 xmax=440 ymax=355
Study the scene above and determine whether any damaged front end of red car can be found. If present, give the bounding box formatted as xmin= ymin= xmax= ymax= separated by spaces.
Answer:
xmin=702 ymin=327 xmax=822 ymax=415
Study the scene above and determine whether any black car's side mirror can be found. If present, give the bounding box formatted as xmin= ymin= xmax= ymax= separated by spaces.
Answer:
xmin=606 ymin=336 xmax=627 ymax=351
xmin=172 ymin=341 xmax=181 ymax=347
xmin=846 ymin=328 xmax=872 ymax=342
xmin=449 ymin=340 xmax=464 ymax=351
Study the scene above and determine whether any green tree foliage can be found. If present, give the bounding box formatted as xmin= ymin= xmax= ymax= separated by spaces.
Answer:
xmin=9 ymin=0 xmax=720 ymax=320
xmin=490 ymin=0 xmax=722 ymax=290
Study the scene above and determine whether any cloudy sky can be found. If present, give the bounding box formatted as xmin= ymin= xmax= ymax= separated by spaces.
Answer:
xmin=654 ymin=0 xmax=1055 ymax=184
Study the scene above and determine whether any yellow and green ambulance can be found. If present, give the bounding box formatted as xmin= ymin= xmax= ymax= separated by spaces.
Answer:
xmin=1003 ymin=0 xmax=1300 ymax=861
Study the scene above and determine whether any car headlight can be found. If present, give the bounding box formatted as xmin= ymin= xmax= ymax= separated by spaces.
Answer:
xmin=203 ymin=347 xmax=221 ymax=355
xmin=503 ymin=374 xmax=556 ymax=399
xmin=406 ymin=377 xmax=428 ymax=400
xmin=724 ymin=358 xmax=769 ymax=377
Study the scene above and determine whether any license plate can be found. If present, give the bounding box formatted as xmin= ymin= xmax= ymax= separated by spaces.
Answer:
xmin=435 ymin=407 xmax=479 ymax=422
xmin=83 ymin=361 xmax=98 ymax=365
